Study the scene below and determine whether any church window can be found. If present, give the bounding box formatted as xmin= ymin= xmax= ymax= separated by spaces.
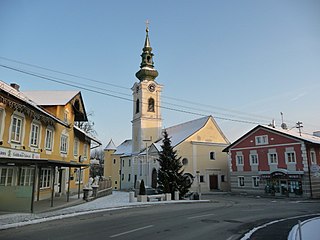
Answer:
xmin=182 ymin=158 xmax=188 ymax=165
xmin=148 ymin=98 xmax=155 ymax=112
xmin=136 ymin=99 xmax=140 ymax=113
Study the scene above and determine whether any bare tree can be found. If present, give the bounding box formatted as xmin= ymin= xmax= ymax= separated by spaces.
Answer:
xmin=74 ymin=111 xmax=97 ymax=136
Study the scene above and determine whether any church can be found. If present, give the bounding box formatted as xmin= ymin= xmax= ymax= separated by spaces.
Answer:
xmin=104 ymin=25 xmax=230 ymax=194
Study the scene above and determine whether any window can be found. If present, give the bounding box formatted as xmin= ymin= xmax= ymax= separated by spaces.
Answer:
xmin=30 ymin=123 xmax=40 ymax=147
xmin=83 ymin=143 xmax=88 ymax=158
xmin=136 ymin=99 xmax=140 ymax=113
xmin=236 ymin=155 xmax=244 ymax=165
xmin=11 ymin=115 xmax=23 ymax=143
xmin=0 ymin=168 xmax=14 ymax=186
xmin=286 ymin=152 xmax=296 ymax=163
xmin=310 ymin=151 xmax=316 ymax=164
xmin=45 ymin=129 xmax=53 ymax=151
xmin=63 ymin=111 xmax=69 ymax=123
xmin=268 ymin=153 xmax=278 ymax=164
xmin=0 ymin=108 xmax=4 ymax=138
xmin=128 ymin=174 xmax=131 ymax=182
xmin=19 ymin=168 xmax=34 ymax=186
xmin=121 ymin=173 xmax=124 ymax=181
xmin=210 ymin=152 xmax=215 ymax=160
xmin=73 ymin=138 xmax=79 ymax=156
xmin=75 ymin=169 xmax=83 ymax=184
xmin=238 ymin=176 xmax=244 ymax=187
xmin=40 ymin=168 xmax=51 ymax=188
xmin=113 ymin=159 xmax=116 ymax=164
xmin=250 ymin=154 xmax=258 ymax=165
xmin=182 ymin=158 xmax=188 ymax=165
xmin=60 ymin=134 xmax=68 ymax=153
xmin=255 ymin=135 xmax=268 ymax=145
xmin=200 ymin=175 xmax=204 ymax=182
xmin=129 ymin=159 xmax=131 ymax=167
xmin=252 ymin=176 xmax=259 ymax=188
xmin=147 ymin=98 xmax=155 ymax=112
xmin=221 ymin=175 xmax=225 ymax=182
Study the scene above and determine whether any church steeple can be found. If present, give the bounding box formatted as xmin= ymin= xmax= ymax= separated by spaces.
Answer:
xmin=135 ymin=22 xmax=159 ymax=82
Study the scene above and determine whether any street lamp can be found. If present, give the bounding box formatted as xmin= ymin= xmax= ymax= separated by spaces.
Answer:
xmin=143 ymin=138 xmax=152 ymax=186
xmin=196 ymin=170 xmax=201 ymax=200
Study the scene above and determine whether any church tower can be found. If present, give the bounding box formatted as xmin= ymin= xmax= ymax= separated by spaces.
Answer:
xmin=131 ymin=24 xmax=162 ymax=154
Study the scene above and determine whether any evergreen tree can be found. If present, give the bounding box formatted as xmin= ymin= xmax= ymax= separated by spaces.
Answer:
xmin=157 ymin=130 xmax=191 ymax=198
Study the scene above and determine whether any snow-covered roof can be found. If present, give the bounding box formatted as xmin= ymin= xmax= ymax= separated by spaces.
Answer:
xmin=114 ymin=140 xmax=132 ymax=156
xmin=153 ymin=116 xmax=211 ymax=151
xmin=264 ymin=125 xmax=320 ymax=145
xmin=0 ymin=81 xmax=67 ymax=126
xmin=23 ymin=90 xmax=80 ymax=106
xmin=224 ymin=124 xmax=320 ymax=152
xmin=104 ymin=139 xmax=117 ymax=151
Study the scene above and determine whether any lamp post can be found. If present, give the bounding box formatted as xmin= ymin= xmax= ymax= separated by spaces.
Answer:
xmin=143 ymin=138 xmax=152 ymax=186
xmin=196 ymin=170 xmax=201 ymax=200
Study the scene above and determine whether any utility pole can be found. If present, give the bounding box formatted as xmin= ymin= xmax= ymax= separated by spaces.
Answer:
xmin=296 ymin=121 xmax=303 ymax=136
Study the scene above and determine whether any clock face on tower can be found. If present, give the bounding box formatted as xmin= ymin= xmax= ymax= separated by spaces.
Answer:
xmin=148 ymin=83 xmax=156 ymax=92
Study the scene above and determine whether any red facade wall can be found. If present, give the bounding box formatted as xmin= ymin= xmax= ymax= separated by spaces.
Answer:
xmin=230 ymin=127 xmax=305 ymax=172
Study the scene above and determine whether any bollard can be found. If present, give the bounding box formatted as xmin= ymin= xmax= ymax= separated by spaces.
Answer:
xmin=174 ymin=191 xmax=179 ymax=201
xmin=165 ymin=193 xmax=171 ymax=201
xmin=129 ymin=191 xmax=135 ymax=203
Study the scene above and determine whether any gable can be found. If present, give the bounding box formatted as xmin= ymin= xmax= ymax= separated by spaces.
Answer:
xmin=186 ymin=116 xmax=230 ymax=144
xmin=229 ymin=126 xmax=302 ymax=150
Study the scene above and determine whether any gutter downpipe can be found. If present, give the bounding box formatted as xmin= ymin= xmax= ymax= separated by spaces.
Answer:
xmin=306 ymin=146 xmax=313 ymax=198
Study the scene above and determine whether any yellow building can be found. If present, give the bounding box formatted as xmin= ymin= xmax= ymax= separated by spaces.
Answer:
xmin=104 ymin=26 xmax=230 ymax=193
xmin=0 ymin=81 xmax=101 ymax=212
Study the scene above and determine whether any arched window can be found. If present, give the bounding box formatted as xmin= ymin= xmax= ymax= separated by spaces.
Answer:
xmin=210 ymin=152 xmax=215 ymax=160
xmin=182 ymin=158 xmax=188 ymax=165
xmin=148 ymin=98 xmax=155 ymax=112
xmin=136 ymin=99 xmax=140 ymax=113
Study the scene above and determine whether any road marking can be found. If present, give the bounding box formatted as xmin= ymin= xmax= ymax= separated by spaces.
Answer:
xmin=109 ymin=225 xmax=154 ymax=238
xmin=187 ymin=213 xmax=215 ymax=219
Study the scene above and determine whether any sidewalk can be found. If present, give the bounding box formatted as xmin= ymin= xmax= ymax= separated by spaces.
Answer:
xmin=0 ymin=191 xmax=206 ymax=230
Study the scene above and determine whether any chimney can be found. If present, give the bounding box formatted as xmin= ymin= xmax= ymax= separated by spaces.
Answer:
xmin=10 ymin=83 xmax=20 ymax=91
xmin=313 ymin=131 xmax=320 ymax=138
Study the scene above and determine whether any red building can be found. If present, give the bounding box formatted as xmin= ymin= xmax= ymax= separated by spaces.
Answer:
xmin=223 ymin=125 xmax=320 ymax=198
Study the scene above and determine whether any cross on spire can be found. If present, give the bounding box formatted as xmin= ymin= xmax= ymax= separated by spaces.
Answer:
xmin=146 ymin=19 xmax=149 ymax=32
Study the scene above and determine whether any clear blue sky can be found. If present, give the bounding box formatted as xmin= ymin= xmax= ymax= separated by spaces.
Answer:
xmin=0 ymin=0 xmax=319 ymax=147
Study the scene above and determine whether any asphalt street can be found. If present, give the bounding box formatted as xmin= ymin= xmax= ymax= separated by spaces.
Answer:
xmin=0 ymin=194 xmax=319 ymax=240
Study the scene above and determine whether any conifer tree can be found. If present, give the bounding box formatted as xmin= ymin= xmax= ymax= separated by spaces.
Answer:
xmin=157 ymin=130 xmax=191 ymax=198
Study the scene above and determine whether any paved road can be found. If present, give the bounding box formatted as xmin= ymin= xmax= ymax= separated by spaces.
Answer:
xmin=1 ymin=195 xmax=319 ymax=240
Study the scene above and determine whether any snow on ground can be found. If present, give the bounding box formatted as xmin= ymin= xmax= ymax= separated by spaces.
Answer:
xmin=0 ymin=191 xmax=205 ymax=230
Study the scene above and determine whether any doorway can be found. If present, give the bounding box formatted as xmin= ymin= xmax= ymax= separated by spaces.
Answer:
xmin=209 ymin=175 xmax=218 ymax=190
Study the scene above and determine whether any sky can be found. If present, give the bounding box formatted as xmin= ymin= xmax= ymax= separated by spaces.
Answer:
xmin=0 ymin=0 xmax=319 ymax=147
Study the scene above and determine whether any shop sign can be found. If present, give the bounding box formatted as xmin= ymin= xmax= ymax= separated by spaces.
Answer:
xmin=260 ymin=174 xmax=271 ymax=179
xmin=311 ymin=164 xmax=320 ymax=173
xmin=0 ymin=147 xmax=40 ymax=159
xmin=271 ymin=171 xmax=287 ymax=178
xmin=288 ymin=174 xmax=301 ymax=179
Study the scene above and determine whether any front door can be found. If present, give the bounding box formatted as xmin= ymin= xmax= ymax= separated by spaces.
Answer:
xmin=209 ymin=175 xmax=218 ymax=190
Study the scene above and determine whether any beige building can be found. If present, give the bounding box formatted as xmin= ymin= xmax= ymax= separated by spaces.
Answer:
xmin=104 ymin=26 xmax=230 ymax=194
